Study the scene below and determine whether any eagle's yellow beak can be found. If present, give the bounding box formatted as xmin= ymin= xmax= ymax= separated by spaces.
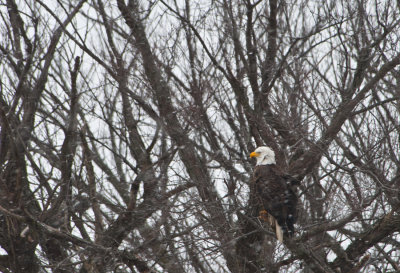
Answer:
xmin=250 ymin=152 xmax=260 ymax=158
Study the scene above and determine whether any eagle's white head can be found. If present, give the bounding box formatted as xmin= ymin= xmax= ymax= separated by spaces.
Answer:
xmin=250 ymin=146 xmax=276 ymax=165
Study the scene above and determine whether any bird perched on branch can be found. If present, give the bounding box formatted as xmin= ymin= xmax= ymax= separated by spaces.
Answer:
xmin=250 ymin=146 xmax=299 ymax=242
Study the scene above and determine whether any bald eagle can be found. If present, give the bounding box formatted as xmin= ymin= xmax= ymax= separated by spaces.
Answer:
xmin=250 ymin=146 xmax=298 ymax=242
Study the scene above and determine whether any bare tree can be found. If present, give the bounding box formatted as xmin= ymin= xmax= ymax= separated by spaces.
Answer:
xmin=0 ymin=0 xmax=399 ymax=272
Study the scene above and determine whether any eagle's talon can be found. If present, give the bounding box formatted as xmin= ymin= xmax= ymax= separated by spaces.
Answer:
xmin=259 ymin=210 xmax=269 ymax=221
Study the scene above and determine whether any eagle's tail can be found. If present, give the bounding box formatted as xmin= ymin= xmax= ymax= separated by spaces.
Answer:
xmin=275 ymin=221 xmax=284 ymax=243
xmin=268 ymin=214 xmax=283 ymax=243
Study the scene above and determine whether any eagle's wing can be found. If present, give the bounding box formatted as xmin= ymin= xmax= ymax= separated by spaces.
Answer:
xmin=282 ymin=174 xmax=301 ymax=186
xmin=253 ymin=165 xmax=297 ymax=239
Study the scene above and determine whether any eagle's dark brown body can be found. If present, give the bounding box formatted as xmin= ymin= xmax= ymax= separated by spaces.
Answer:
xmin=253 ymin=164 xmax=298 ymax=237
